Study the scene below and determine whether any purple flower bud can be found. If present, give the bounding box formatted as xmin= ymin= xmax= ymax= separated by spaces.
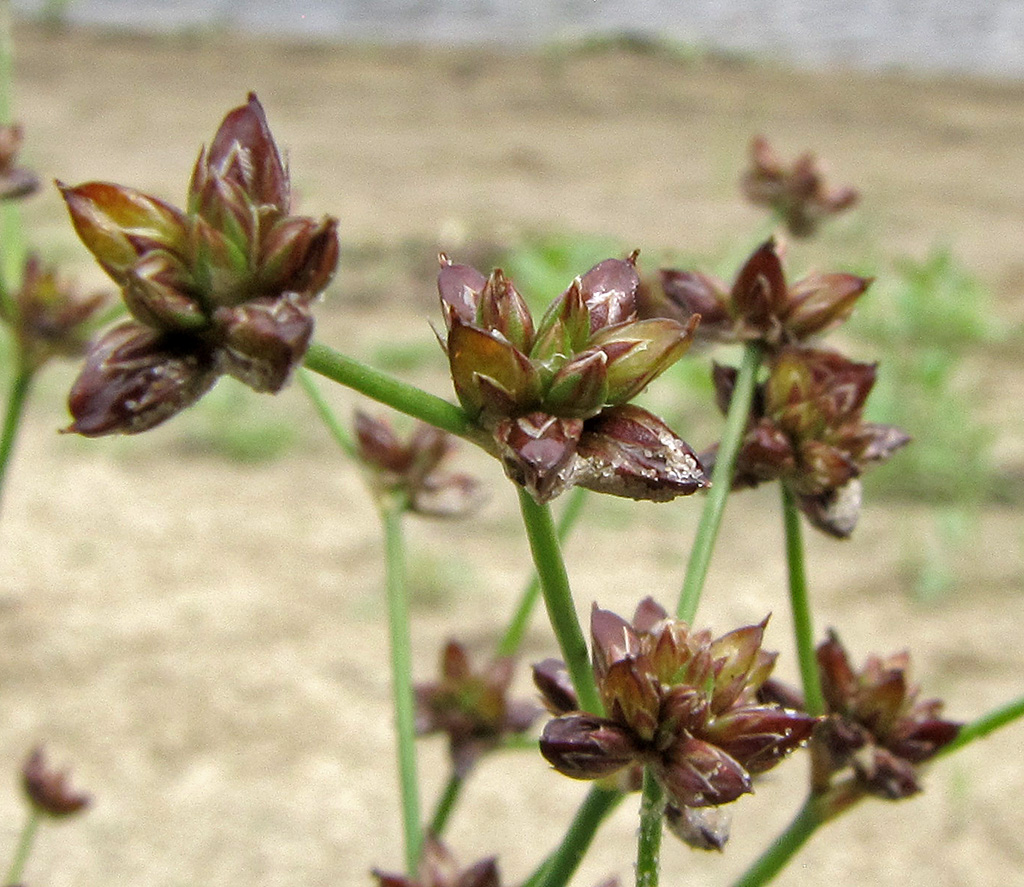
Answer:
xmin=66 ymin=322 xmax=216 ymax=436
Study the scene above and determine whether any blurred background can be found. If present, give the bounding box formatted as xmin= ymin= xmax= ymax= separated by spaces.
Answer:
xmin=0 ymin=2 xmax=1022 ymax=885
xmin=11 ymin=0 xmax=1024 ymax=75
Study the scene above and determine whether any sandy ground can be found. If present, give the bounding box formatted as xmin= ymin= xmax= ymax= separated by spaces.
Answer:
xmin=0 ymin=22 xmax=1022 ymax=887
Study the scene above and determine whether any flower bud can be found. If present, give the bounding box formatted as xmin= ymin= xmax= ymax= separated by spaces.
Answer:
xmin=741 ymin=135 xmax=859 ymax=238
xmin=0 ymin=124 xmax=39 ymax=201
xmin=65 ymin=322 xmax=216 ymax=436
xmin=21 ymin=747 xmax=91 ymax=818
xmin=540 ymin=715 xmax=642 ymax=780
xmin=574 ymin=405 xmax=709 ymax=501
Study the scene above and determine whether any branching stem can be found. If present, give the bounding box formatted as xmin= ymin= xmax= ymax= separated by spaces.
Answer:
xmin=304 ymin=341 xmax=480 ymax=444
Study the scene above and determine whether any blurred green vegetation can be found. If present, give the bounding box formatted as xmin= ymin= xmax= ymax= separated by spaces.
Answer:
xmin=849 ymin=246 xmax=1005 ymax=505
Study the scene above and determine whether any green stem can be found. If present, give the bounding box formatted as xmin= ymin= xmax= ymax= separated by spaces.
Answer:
xmin=5 ymin=807 xmax=40 ymax=885
xmin=939 ymin=693 xmax=1024 ymax=757
xmin=780 ymin=485 xmax=825 ymax=716
xmin=522 ymin=786 xmax=623 ymax=887
xmin=635 ymin=768 xmax=665 ymax=887
xmin=428 ymin=771 xmax=463 ymax=837
xmin=380 ymin=496 xmax=422 ymax=873
xmin=497 ymin=485 xmax=588 ymax=658
xmin=304 ymin=341 xmax=477 ymax=442
xmin=731 ymin=795 xmax=823 ymax=887
xmin=297 ymin=368 xmax=355 ymax=456
xmin=0 ymin=365 xmax=32 ymax=516
xmin=516 ymin=487 xmax=602 ymax=715
xmin=677 ymin=342 xmax=762 ymax=623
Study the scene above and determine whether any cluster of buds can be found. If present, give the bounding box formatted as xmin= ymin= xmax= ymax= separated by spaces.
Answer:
xmin=0 ymin=254 xmax=109 ymax=374
xmin=0 ymin=124 xmax=39 ymax=201
xmin=535 ymin=599 xmax=816 ymax=816
xmin=437 ymin=254 xmax=707 ymax=502
xmin=740 ymin=136 xmax=858 ymax=238
xmin=21 ymin=746 xmax=91 ymax=818
xmin=709 ymin=346 xmax=910 ymax=537
xmin=59 ymin=93 xmax=339 ymax=435
xmin=641 ymin=239 xmax=870 ymax=350
xmin=354 ymin=412 xmax=484 ymax=517
xmin=811 ymin=631 xmax=960 ymax=801
xmin=415 ymin=640 xmax=538 ymax=777
xmin=373 ymin=835 xmax=499 ymax=887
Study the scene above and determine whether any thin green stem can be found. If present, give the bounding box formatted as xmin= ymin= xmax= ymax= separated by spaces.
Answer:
xmin=297 ymin=368 xmax=355 ymax=456
xmin=780 ymin=485 xmax=825 ymax=716
xmin=677 ymin=342 xmax=763 ymax=622
xmin=516 ymin=487 xmax=602 ymax=715
xmin=304 ymin=341 xmax=477 ymax=442
xmin=428 ymin=771 xmax=463 ymax=837
xmin=0 ymin=365 xmax=32 ymax=516
xmin=635 ymin=768 xmax=665 ymax=887
xmin=5 ymin=807 xmax=40 ymax=886
xmin=380 ymin=496 xmax=422 ymax=874
xmin=497 ymin=485 xmax=588 ymax=658
xmin=939 ymin=693 xmax=1024 ymax=757
xmin=731 ymin=795 xmax=823 ymax=887
xmin=522 ymin=786 xmax=623 ymax=887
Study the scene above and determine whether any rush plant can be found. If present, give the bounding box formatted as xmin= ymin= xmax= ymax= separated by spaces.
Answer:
xmin=0 ymin=58 xmax=1021 ymax=887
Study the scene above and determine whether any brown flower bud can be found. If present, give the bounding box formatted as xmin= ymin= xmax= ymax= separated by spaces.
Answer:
xmin=21 ymin=747 xmax=91 ymax=818
xmin=741 ymin=135 xmax=859 ymax=238
xmin=416 ymin=640 xmax=537 ymax=776
xmin=373 ymin=835 xmax=501 ymax=887
xmin=812 ymin=631 xmax=960 ymax=801
xmin=573 ymin=405 xmax=709 ymax=502
xmin=65 ymin=322 xmax=217 ymax=436
xmin=0 ymin=254 xmax=110 ymax=373
xmin=644 ymin=239 xmax=870 ymax=349
xmin=355 ymin=412 xmax=484 ymax=517
xmin=0 ymin=124 xmax=40 ymax=201
xmin=707 ymin=346 xmax=909 ymax=537
xmin=539 ymin=715 xmax=642 ymax=780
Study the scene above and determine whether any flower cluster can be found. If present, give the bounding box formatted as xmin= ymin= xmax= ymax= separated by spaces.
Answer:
xmin=812 ymin=631 xmax=960 ymax=800
xmin=373 ymin=835 xmax=499 ymax=887
xmin=0 ymin=254 xmax=109 ymax=373
xmin=708 ymin=346 xmax=910 ymax=537
xmin=21 ymin=746 xmax=91 ymax=818
xmin=415 ymin=640 xmax=538 ymax=777
xmin=535 ymin=599 xmax=816 ymax=811
xmin=741 ymin=136 xmax=858 ymax=238
xmin=641 ymin=239 xmax=870 ymax=350
xmin=437 ymin=254 xmax=707 ymax=502
xmin=60 ymin=93 xmax=339 ymax=435
xmin=0 ymin=124 xmax=39 ymax=201
xmin=354 ymin=412 xmax=484 ymax=517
